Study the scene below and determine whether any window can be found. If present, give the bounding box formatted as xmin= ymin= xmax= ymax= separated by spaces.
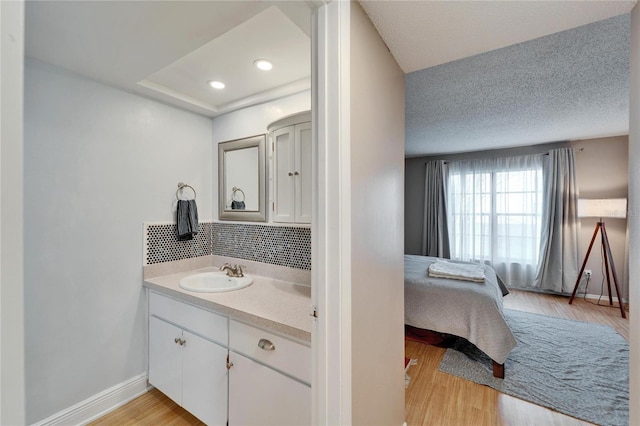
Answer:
xmin=446 ymin=156 xmax=543 ymax=286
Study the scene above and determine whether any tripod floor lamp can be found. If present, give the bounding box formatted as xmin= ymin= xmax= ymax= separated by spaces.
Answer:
xmin=569 ymin=198 xmax=627 ymax=318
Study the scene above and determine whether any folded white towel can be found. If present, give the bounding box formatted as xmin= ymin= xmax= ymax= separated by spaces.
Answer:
xmin=428 ymin=260 xmax=485 ymax=283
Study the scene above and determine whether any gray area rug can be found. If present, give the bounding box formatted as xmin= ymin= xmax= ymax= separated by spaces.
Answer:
xmin=439 ymin=309 xmax=629 ymax=426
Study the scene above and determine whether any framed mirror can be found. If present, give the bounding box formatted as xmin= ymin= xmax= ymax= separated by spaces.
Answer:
xmin=218 ymin=134 xmax=267 ymax=221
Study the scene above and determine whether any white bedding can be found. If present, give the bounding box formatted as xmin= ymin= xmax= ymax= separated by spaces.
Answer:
xmin=405 ymin=255 xmax=516 ymax=365
xmin=428 ymin=259 xmax=485 ymax=282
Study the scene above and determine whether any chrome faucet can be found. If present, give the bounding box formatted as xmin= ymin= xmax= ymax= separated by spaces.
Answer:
xmin=220 ymin=263 xmax=244 ymax=278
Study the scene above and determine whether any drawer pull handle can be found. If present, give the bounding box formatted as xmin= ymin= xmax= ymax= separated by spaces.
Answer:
xmin=174 ymin=337 xmax=186 ymax=346
xmin=258 ymin=338 xmax=275 ymax=351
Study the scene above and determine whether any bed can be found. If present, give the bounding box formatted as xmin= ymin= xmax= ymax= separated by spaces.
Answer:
xmin=404 ymin=255 xmax=516 ymax=378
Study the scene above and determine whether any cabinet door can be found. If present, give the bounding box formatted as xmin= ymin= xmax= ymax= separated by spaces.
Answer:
xmin=148 ymin=316 xmax=183 ymax=405
xmin=273 ymin=126 xmax=296 ymax=223
xmin=228 ymin=352 xmax=311 ymax=426
xmin=182 ymin=330 xmax=228 ymax=426
xmin=294 ymin=122 xmax=312 ymax=224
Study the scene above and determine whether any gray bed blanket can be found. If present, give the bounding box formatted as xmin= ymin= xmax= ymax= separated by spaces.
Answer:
xmin=405 ymin=255 xmax=516 ymax=365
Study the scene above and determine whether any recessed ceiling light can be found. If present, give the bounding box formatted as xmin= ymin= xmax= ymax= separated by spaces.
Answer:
xmin=208 ymin=80 xmax=225 ymax=89
xmin=254 ymin=59 xmax=273 ymax=71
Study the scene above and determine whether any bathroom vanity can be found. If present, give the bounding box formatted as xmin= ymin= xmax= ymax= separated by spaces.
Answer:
xmin=144 ymin=266 xmax=312 ymax=425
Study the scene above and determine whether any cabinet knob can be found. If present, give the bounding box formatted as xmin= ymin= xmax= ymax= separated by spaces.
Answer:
xmin=288 ymin=172 xmax=294 ymax=176
xmin=294 ymin=171 xmax=300 ymax=176
xmin=258 ymin=338 xmax=276 ymax=351
xmin=174 ymin=337 xmax=185 ymax=346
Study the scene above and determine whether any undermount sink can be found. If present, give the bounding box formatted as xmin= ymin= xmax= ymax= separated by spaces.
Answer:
xmin=179 ymin=271 xmax=253 ymax=293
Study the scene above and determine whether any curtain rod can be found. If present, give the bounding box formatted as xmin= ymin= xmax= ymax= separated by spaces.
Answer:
xmin=429 ymin=147 xmax=584 ymax=165
xmin=542 ymin=147 xmax=584 ymax=156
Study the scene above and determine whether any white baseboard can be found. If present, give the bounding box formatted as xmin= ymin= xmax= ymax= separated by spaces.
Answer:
xmin=579 ymin=292 xmax=628 ymax=304
xmin=32 ymin=373 xmax=150 ymax=426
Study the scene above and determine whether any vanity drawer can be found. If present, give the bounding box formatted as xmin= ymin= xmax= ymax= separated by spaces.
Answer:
xmin=229 ymin=320 xmax=310 ymax=384
xmin=149 ymin=291 xmax=228 ymax=344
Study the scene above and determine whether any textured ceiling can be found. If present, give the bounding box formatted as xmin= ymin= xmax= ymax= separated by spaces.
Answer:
xmin=360 ymin=0 xmax=636 ymax=73
xmin=405 ymin=14 xmax=630 ymax=157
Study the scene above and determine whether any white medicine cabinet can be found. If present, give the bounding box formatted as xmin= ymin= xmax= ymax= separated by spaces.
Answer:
xmin=268 ymin=111 xmax=312 ymax=224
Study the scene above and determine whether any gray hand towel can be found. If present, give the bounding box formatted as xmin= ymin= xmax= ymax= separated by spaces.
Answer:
xmin=177 ymin=199 xmax=198 ymax=241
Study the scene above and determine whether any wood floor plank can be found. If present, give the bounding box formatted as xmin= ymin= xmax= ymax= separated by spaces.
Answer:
xmin=91 ymin=290 xmax=627 ymax=425
xmin=88 ymin=388 xmax=205 ymax=426
xmin=405 ymin=289 xmax=627 ymax=426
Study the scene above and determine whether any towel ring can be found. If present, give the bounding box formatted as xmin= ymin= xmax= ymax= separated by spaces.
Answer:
xmin=176 ymin=182 xmax=196 ymax=200
xmin=232 ymin=187 xmax=245 ymax=202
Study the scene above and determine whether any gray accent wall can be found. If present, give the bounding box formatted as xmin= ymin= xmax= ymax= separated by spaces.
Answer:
xmin=405 ymin=141 xmax=569 ymax=255
xmin=405 ymin=137 xmax=629 ymax=299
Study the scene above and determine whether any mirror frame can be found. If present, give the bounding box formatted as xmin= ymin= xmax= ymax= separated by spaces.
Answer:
xmin=218 ymin=134 xmax=267 ymax=222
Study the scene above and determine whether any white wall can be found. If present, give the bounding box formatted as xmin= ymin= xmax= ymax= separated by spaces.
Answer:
xmin=212 ymin=92 xmax=310 ymax=144
xmin=211 ymin=91 xmax=310 ymax=218
xmin=311 ymin=2 xmax=352 ymax=423
xmin=349 ymin=2 xmax=405 ymax=424
xmin=628 ymin=4 xmax=639 ymax=424
xmin=24 ymin=58 xmax=214 ymax=423
xmin=1 ymin=1 xmax=26 ymax=424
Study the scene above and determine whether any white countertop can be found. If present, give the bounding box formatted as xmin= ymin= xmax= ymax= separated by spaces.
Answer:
xmin=143 ymin=267 xmax=312 ymax=342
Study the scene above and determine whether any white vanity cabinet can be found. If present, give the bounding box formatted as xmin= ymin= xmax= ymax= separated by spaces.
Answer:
xmin=269 ymin=111 xmax=312 ymax=224
xmin=148 ymin=292 xmax=228 ymax=426
xmin=147 ymin=290 xmax=311 ymax=426
xmin=228 ymin=320 xmax=311 ymax=426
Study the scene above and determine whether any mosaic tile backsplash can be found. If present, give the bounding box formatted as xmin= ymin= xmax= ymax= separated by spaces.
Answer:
xmin=212 ymin=223 xmax=311 ymax=270
xmin=145 ymin=223 xmax=213 ymax=264
xmin=145 ymin=222 xmax=311 ymax=270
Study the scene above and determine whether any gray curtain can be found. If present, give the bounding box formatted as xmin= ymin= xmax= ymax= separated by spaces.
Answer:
xmin=532 ymin=148 xmax=580 ymax=293
xmin=422 ymin=161 xmax=450 ymax=258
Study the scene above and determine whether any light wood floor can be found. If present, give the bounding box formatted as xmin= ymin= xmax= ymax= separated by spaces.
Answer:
xmin=91 ymin=290 xmax=628 ymax=426
xmin=405 ymin=290 xmax=628 ymax=426
xmin=89 ymin=388 xmax=205 ymax=426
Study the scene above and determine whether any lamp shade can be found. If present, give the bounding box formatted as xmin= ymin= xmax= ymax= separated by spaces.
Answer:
xmin=577 ymin=198 xmax=627 ymax=218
